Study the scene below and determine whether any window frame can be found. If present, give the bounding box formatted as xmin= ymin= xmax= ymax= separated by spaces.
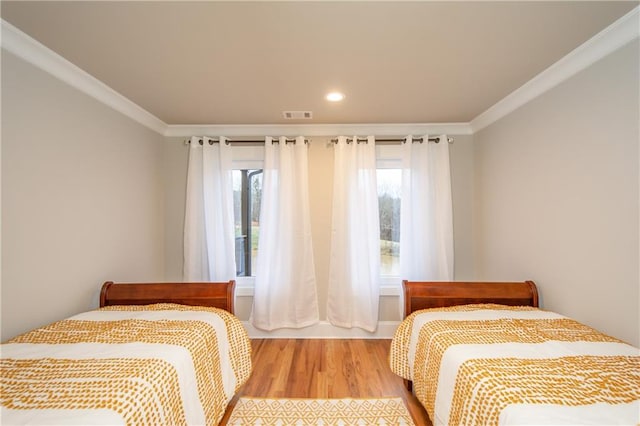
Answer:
xmin=375 ymin=144 xmax=403 ymax=288
xmin=233 ymin=169 xmax=263 ymax=278
xmin=232 ymin=146 xmax=264 ymax=289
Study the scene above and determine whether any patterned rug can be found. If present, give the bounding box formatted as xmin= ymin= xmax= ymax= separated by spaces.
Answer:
xmin=227 ymin=397 xmax=415 ymax=425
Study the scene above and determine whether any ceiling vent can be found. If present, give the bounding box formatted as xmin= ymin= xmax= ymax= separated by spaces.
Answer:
xmin=282 ymin=111 xmax=313 ymax=120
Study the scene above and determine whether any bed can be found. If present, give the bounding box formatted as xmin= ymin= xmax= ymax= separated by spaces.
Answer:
xmin=390 ymin=280 xmax=640 ymax=425
xmin=1 ymin=280 xmax=252 ymax=426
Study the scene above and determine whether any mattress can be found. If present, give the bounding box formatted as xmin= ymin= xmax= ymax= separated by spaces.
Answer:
xmin=1 ymin=303 xmax=252 ymax=425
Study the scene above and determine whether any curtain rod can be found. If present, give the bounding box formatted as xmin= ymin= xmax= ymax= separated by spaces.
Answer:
xmin=330 ymin=136 xmax=454 ymax=144
xmin=185 ymin=136 xmax=454 ymax=146
xmin=185 ymin=138 xmax=309 ymax=146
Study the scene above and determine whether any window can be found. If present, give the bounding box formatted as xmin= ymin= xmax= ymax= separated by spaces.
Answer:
xmin=377 ymin=168 xmax=401 ymax=276
xmin=233 ymin=169 xmax=263 ymax=276
xmin=231 ymin=145 xmax=401 ymax=281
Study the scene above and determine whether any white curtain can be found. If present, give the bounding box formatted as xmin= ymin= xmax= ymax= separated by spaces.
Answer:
xmin=250 ymin=136 xmax=319 ymax=330
xmin=400 ymin=134 xmax=454 ymax=280
xmin=327 ymin=136 xmax=381 ymax=332
xmin=183 ymin=136 xmax=237 ymax=281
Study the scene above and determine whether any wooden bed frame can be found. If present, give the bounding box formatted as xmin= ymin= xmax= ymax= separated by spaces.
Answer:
xmin=403 ymin=280 xmax=538 ymax=318
xmin=100 ymin=280 xmax=236 ymax=314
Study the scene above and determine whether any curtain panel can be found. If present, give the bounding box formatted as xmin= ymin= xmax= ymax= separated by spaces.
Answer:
xmin=250 ymin=136 xmax=319 ymax=331
xmin=183 ymin=136 xmax=237 ymax=281
xmin=327 ymin=136 xmax=381 ymax=332
xmin=400 ymin=134 xmax=454 ymax=281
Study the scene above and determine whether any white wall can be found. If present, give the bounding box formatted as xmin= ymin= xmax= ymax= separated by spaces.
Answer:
xmin=162 ymin=134 xmax=476 ymax=325
xmin=1 ymin=51 xmax=166 ymax=341
xmin=473 ymin=41 xmax=639 ymax=345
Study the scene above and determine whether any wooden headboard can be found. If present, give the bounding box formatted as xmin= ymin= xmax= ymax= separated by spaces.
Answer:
xmin=403 ymin=280 xmax=538 ymax=318
xmin=100 ymin=281 xmax=236 ymax=314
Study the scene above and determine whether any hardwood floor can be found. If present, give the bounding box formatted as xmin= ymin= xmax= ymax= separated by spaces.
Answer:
xmin=219 ymin=339 xmax=432 ymax=425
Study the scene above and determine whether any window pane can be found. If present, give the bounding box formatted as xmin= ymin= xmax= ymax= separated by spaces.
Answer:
xmin=249 ymin=171 xmax=262 ymax=275
xmin=233 ymin=170 xmax=243 ymax=237
xmin=377 ymin=169 xmax=401 ymax=276
xmin=232 ymin=170 xmax=245 ymax=276
xmin=232 ymin=169 xmax=262 ymax=277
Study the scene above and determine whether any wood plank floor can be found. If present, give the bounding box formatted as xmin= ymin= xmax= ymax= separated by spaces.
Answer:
xmin=219 ymin=339 xmax=432 ymax=425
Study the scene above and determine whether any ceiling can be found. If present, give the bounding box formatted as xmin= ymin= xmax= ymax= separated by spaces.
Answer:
xmin=1 ymin=1 xmax=636 ymax=126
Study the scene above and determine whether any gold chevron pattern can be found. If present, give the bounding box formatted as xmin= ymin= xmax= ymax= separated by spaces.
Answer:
xmin=2 ymin=304 xmax=252 ymax=426
xmin=449 ymin=355 xmax=640 ymax=425
xmin=389 ymin=304 xmax=640 ymax=424
xmin=413 ymin=317 xmax=621 ymax=416
xmin=2 ymin=357 xmax=187 ymax=425
xmin=102 ymin=303 xmax=253 ymax=385
xmin=389 ymin=303 xmax=537 ymax=380
xmin=227 ymin=397 xmax=415 ymax=426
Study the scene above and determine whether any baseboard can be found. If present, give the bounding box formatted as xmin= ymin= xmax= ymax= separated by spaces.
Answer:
xmin=242 ymin=320 xmax=400 ymax=339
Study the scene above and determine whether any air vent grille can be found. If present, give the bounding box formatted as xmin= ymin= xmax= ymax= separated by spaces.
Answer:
xmin=282 ymin=111 xmax=313 ymax=120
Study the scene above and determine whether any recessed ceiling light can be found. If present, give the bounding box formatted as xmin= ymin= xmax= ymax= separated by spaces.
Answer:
xmin=326 ymin=92 xmax=345 ymax=102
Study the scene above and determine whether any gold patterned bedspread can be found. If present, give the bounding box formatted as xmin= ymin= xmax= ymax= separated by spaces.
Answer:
xmin=1 ymin=303 xmax=252 ymax=426
xmin=389 ymin=304 xmax=640 ymax=425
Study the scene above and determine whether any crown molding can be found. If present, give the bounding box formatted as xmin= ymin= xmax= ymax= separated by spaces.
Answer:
xmin=470 ymin=6 xmax=640 ymax=133
xmin=163 ymin=122 xmax=473 ymax=138
xmin=1 ymin=19 xmax=168 ymax=135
